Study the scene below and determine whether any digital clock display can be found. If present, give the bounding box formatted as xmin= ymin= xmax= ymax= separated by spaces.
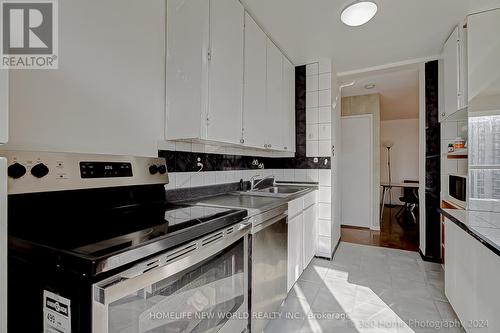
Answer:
xmin=80 ymin=162 xmax=133 ymax=178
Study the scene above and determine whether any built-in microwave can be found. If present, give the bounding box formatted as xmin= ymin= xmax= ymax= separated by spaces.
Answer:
xmin=448 ymin=174 xmax=467 ymax=208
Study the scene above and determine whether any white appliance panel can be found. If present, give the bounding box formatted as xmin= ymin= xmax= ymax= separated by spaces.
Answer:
xmin=0 ymin=70 xmax=7 ymax=144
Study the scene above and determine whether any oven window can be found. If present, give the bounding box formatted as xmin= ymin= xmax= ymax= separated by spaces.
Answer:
xmin=108 ymin=239 xmax=245 ymax=333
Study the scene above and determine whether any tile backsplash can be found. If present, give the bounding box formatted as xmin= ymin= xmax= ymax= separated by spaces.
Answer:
xmin=304 ymin=62 xmax=332 ymax=158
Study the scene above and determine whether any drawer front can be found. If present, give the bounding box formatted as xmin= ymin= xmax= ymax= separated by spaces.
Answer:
xmin=304 ymin=191 xmax=317 ymax=209
xmin=288 ymin=197 xmax=304 ymax=219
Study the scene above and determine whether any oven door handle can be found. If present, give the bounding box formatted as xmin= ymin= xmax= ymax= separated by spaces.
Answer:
xmin=93 ymin=229 xmax=246 ymax=306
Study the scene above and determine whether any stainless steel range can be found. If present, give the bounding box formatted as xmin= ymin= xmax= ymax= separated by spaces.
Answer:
xmin=4 ymin=151 xmax=249 ymax=333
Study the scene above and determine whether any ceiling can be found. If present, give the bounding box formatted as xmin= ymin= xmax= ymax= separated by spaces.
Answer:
xmin=341 ymin=66 xmax=419 ymax=120
xmin=241 ymin=0 xmax=500 ymax=73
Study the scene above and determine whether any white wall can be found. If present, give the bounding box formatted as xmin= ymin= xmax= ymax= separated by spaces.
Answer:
xmin=380 ymin=118 xmax=419 ymax=204
xmin=5 ymin=0 xmax=166 ymax=157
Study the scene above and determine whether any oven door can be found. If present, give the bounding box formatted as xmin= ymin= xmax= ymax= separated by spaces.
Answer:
xmin=93 ymin=225 xmax=249 ymax=333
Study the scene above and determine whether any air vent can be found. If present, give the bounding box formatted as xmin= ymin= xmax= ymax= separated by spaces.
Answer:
xmin=146 ymin=259 xmax=160 ymax=267
xmin=226 ymin=227 xmax=234 ymax=234
xmin=143 ymin=265 xmax=159 ymax=274
xmin=165 ymin=243 xmax=197 ymax=263
xmin=202 ymin=232 xmax=224 ymax=247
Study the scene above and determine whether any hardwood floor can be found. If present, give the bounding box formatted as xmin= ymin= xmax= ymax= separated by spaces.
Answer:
xmin=341 ymin=205 xmax=419 ymax=251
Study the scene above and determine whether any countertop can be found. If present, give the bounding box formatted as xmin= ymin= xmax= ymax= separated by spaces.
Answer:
xmin=188 ymin=185 xmax=318 ymax=218
xmin=440 ymin=208 xmax=500 ymax=256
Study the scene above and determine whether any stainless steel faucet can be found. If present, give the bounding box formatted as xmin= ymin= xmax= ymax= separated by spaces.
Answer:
xmin=250 ymin=175 xmax=275 ymax=190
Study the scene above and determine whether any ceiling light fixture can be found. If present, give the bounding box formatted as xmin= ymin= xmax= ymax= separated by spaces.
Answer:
xmin=341 ymin=1 xmax=378 ymax=27
xmin=364 ymin=83 xmax=376 ymax=89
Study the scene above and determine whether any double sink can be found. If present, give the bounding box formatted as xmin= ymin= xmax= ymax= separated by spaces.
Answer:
xmin=238 ymin=185 xmax=310 ymax=198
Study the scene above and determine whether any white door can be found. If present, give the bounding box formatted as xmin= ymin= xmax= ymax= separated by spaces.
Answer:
xmin=341 ymin=115 xmax=373 ymax=228
xmin=242 ymin=13 xmax=267 ymax=149
xmin=287 ymin=213 xmax=303 ymax=292
xmin=0 ymin=158 xmax=6 ymax=333
xmin=282 ymin=57 xmax=295 ymax=152
xmin=266 ymin=39 xmax=283 ymax=150
xmin=207 ymin=0 xmax=244 ymax=144
xmin=302 ymin=204 xmax=316 ymax=268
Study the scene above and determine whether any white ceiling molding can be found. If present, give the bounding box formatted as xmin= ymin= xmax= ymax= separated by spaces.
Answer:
xmin=337 ymin=55 xmax=439 ymax=77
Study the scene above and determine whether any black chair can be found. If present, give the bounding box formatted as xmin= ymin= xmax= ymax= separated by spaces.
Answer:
xmin=396 ymin=180 xmax=419 ymax=224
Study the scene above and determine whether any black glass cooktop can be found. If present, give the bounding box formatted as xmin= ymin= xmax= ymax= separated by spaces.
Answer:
xmin=70 ymin=205 xmax=241 ymax=257
xmin=8 ymin=185 xmax=247 ymax=276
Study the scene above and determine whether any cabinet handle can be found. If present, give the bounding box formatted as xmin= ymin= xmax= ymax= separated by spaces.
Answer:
xmin=269 ymin=144 xmax=272 ymax=148
xmin=441 ymin=112 xmax=446 ymax=117
xmin=264 ymin=144 xmax=268 ymax=148
xmin=240 ymin=139 xmax=245 ymax=144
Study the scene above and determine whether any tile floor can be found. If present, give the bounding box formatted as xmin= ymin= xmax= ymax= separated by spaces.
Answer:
xmin=264 ymin=242 xmax=464 ymax=333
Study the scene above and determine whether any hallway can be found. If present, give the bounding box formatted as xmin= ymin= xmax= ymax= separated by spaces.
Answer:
xmin=265 ymin=242 xmax=462 ymax=333
xmin=341 ymin=205 xmax=419 ymax=252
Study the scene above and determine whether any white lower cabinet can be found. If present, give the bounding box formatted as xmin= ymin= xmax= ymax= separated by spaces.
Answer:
xmin=287 ymin=212 xmax=303 ymax=292
xmin=287 ymin=192 xmax=317 ymax=292
xmin=302 ymin=201 xmax=317 ymax=268
xmin=445 ymin=219 xmax=500 ymax=332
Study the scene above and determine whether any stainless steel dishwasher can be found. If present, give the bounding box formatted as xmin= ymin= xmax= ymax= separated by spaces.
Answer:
xmin=244 ymin=204 xmax=288 ymax=333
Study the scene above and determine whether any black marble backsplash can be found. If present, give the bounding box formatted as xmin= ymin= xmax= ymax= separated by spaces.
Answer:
xmin=158 ymin=150 xmax=331 ymax=173
xmin=296 ymin=65 xmax=307 ymax=157
xmin=159 ymin=65 xmax=331 ymax=173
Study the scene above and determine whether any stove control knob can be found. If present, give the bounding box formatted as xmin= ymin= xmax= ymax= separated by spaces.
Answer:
xmin=8 ymin=163 xmax=27 ymax=179
xmin=149 ymin=165 xmax=158 ymax=175
xmin=31 ymin=163 xmax=50 ymax=178
xmin=158 ymin=165 xmax=167 ymax=175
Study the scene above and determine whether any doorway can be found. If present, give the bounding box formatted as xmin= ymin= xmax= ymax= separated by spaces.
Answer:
xmin=340 ymin=115 xmax=373 ymax=229
xmin=338 ymin=64 xmax=422 ymax=252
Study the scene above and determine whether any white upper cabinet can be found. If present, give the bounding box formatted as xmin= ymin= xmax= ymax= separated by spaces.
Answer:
xmin=166 ymin=0 xmax=210 ymax=140
xmin=441 ymin=25 xmax=467 ymax=122
xmin=243 ymin=13 xmax=268 ymax=149
xmin=468 ymin=8 xmax=500 ymax=111
xmin=166 ymin=0 xmax=295 ymax=151
xmin=282 ymin=57 xmax=295 ymax=152
xmin=207 ymin=0 xmax=244 ymax=144
xmin=166 ymin=0 xmax=244 ymax=145
xmin=266 ymin=39 xmax=284 ymax=150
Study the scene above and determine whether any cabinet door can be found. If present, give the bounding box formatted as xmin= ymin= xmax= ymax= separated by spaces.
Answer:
xmin=458 ymin=25 xmax=468 ymax=110
xmin=287 ymin=213 xmax=303 ymax=292
xmin=444 ymin=219 xmax=457 ymax=306
xmin=282 ymin=57 xmax=295 ymax=152
xmin=443 ymin=27 xmax=460 ymax=121
xmin=266 ymin=39 xmax=284 ymax=150
xmin=242 ymin=13 xmax=268 ymax=149
xmin=468 ymin=8 xmax=500 ymax=108
xmin=166 ymin=0 xmax=209 ymax=140
xmin=207 ymin=0 xmax=244 ymax=144
xmin=302 ymin=204 xmax=316 ymax=268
